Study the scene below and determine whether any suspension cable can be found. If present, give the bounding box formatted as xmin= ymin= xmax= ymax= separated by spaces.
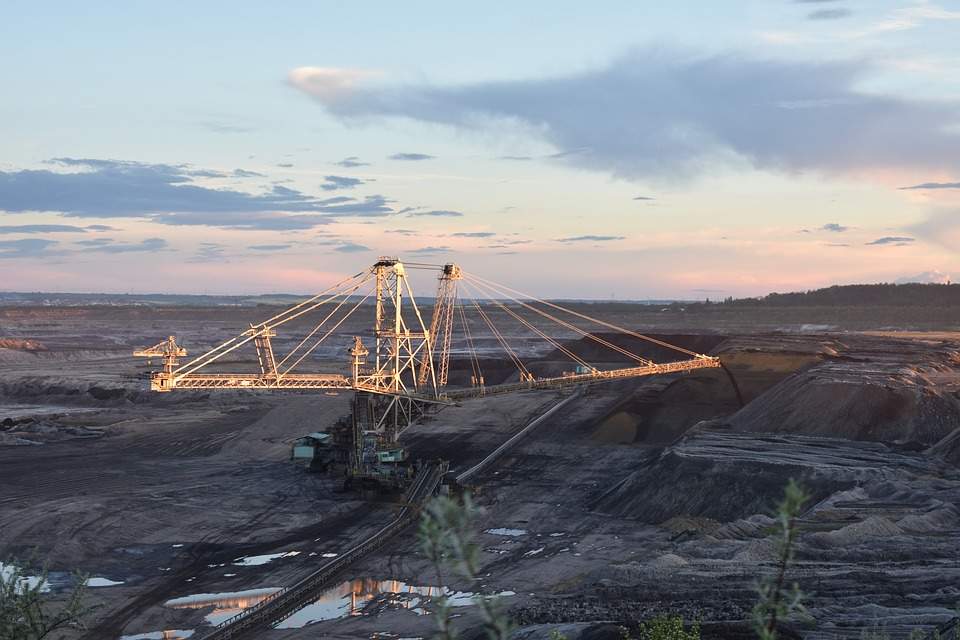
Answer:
xmin=463 ymin=283 xmax=531 ymax=380
xmin=467 ymin=278 xmax=594 ymax=371
xmin=458 ymin=298 xmax=483 ymax=385
xmin=253 ymin=269 xmax=370 ymax=329
xmin=464 ymin=274 xmax=654 ymax=366
xmin=274 ymin=273 xmax=372 ymax=370
xmin=172 ymin=270 xmax=369 ymax=377
xmin=281 ymin=288 xmax=374 ymax=376
xmin=465 ymin=272 xmax=703 ymax=358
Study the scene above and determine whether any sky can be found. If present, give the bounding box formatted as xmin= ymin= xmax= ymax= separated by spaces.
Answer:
xmin=1 ymin=0 xmax=959 ymax=299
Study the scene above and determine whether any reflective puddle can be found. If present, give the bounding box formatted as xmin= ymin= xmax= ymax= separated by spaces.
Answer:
xmin=231 ymin=551 xmax=300 ymax=567
xmin=484 ymin=528 xmax=527 ymax=537
xmin=87 ymin=576 xmax=124 ymax=587
xmin=276 ymin=578 xmax=515 ymax=629
xmin=0 ymin=561 xmax=49 ymax=593
xmin=120 ymin=630 xmax=194 ymax=640
xmin=162 ymin=579 xmax=515 ymax=631
xmin=164 ymin=588 xmax=282 ymax=625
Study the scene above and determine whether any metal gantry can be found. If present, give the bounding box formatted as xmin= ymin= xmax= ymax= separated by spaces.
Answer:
xmin=135 ymin=257 xmax=721 ymax=454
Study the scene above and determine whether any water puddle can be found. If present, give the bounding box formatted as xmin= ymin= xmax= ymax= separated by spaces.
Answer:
xmin=120 ymin=630 xmax=194 ymax=640
xmin=164 ymin=588 xmax=282 ymax=625
xmin=484 ymin=528 xmax=527 ymax=537
xmin=275 ymin=578 xmax=516 ymax=630
xmin=0 ymin=561 xmax=49 ymax=593
xmin=231 ymin=551 xmax=300 ymax=567
xmin=87 ymin=577 xmax=124 ymax=587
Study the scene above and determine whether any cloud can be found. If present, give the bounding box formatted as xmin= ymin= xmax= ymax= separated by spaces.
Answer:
xmin=824 ymin=242 xmax=850 ymax=247
xmin=409 ymin=245 xmax=451 ymax=254
xmin=0 ymin=224 xmax=89 ymax=234
xmin=291 ymin=51 xmax=960 ymax=180
xmin=498 ymin=155 xmax=534 ymax=161
xmin=78 ymin=237 xmax=169 ymax=253
xmin=276 ymin=163 xmax=294 ymax=168
xmin=821 ymin=223 xmax=849 ymax=232
xmin=408 ymin=209 xmax=464 ymax=217
xmin=334 ymin=156 xmax=370 ymax=168
xmin=907 ymin=209 xmax=960 ymax=250
xmin=451 ymin=231 xmax=496 ymax=238
xmin=557 ymin=235 xmax=625 ymax=242
xmin=188 ymin=243 xmax=228 ymax=263
xmin=808 ymin=8 xmax=851 ymax=20
xmin=233 ymin=168 xmax=266 ymax=178
xmin=200 ymin=121 xmax=256 ymax=134
xmin=320 ymin=175 xmax=366 ymax=191
xmin=865 ymin=236 xmax=914 ymax=246
xmin=288 ymin=67 xmax=373 ymax=102
xmin=899 ymin=181 xmax=960 ymax=190
xmin=85 ymin=224 xmax=117 ymax=231
xmin=388 ymin=152 xmax=435 ymax=161
xmin=633 ymin=196 xmax=656 ymax=201
xmin=895 ymin=270 xmax=951 ymax=284
xmin=249 ymin=244 xmax=292 ymax=251
xmin=0 ymin=238 xmax=58 ymax=258
xmin=334 ymin=242 xmax=370 ymax=253
xmin=0 ymin=158 xmax=398 ymax=230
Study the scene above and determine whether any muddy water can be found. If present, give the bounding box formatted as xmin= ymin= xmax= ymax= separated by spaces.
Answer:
xmin=161 ymin=578 xmax=516 ymax=633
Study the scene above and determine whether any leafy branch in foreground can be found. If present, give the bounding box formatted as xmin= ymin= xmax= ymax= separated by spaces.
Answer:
xmin=1 ymin=559 xmax=97 ymax=640
xmin=418 ymin=492 xmax=511 ymax=640
xmin=752 ymin=479 xmax=810 ymax=640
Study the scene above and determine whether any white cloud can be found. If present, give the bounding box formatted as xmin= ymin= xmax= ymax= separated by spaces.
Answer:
xmin=288 ymin=67 xmax=377 ymax=103
xmin=894 ymin=270 xmax=951 ymax=284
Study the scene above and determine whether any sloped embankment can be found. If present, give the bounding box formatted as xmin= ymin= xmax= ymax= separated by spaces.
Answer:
xmin=729 ymin=336 xmax=960 ymax=446
xmin=592 ymin=427 xmax=927 ymax=523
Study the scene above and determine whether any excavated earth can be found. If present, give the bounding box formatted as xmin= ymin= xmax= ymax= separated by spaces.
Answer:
xmin=1 ymin=304 xmax=959 ymax=639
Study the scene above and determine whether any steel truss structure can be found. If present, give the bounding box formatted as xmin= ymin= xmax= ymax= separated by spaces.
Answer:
xmin=136 ymin=257 xmax=721 ymax=447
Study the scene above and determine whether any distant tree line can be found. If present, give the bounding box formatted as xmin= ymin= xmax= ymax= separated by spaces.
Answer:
xmin=697 ymin=283 xmax=960 ymax=308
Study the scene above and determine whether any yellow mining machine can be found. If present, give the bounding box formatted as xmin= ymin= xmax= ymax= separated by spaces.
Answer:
xmin=135 ymin=257 xmax=720 ymax=488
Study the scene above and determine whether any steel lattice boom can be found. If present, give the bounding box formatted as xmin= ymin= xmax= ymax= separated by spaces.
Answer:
xmin=135 ymin=257 xmax=721 ymax=438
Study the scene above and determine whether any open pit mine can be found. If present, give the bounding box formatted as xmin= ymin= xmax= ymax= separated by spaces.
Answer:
xmin=1 ymin=263 xmax=959 ymax=640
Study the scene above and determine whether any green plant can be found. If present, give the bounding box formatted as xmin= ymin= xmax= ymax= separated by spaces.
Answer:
xmin=418 ymin=492 xmax=512 ymax=640
xmin=752 ymin=479 xmax=810 ymax=640
xmin=0 ymin=559 xmax=96 ymax=640
xmin=638 ymin=615 xmax=700 ymax=640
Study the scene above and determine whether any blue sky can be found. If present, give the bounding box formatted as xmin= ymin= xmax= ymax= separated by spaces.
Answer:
xmin=2 ymin=1 xmax=959 ymax=297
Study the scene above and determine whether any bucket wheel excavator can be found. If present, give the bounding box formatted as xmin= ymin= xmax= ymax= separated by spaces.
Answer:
xmin=135 ymin=257 xmax=720 ymax=488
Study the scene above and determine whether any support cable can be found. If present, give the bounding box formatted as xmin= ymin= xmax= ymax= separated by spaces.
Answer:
xmin=458 ymin=299 xmax=483 ymax=385
xmin=275 ymin=273 xmax=372 ymax=371
xmin=282 ymin=288 xmax=374 ymax=377
xmin=464 ymin=274 xmax=654 ymax=366
xmin=465 ymin=272 xmax=703 ymax=358
xmin=467 ymin=278 xmax=594 ymax=371
xmin=462 ymin=283 xmax=531 ymax=380
xmin=253 ymin=270 xmax=370 ymax=329
xmin=173 ymin=271 xmax=369 ymax=377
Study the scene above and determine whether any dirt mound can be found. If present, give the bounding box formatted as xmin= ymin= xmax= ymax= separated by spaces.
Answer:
xmin=592 ymin=428 xmax=869 ymax=523
xmin=809 ymin=516 xmax=904 ymax=547
xmin=591 ymin=371 xmax=742 ymax=445
xmin=730 ymin=371 xmax=960 ymax=446
xmin=217 ymin=393 xmax=352 ymax=460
